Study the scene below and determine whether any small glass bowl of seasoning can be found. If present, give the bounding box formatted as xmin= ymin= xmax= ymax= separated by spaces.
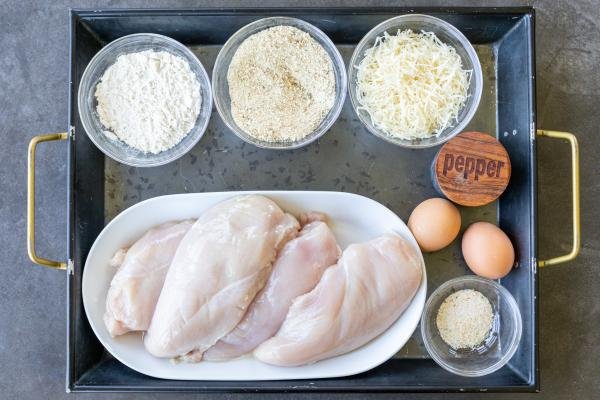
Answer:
xmin=421 ymin=276 xmax=522 ymax=377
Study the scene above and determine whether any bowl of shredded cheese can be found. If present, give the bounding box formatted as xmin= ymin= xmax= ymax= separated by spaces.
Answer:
xmin=212 ymin=17 xmax=347 ymax=149
xmin=78 ymin=33 xmax=212 ymax=167
xmin=420 ymin=276 xmax=522 ymax=377
xmin=349 ymin=14 xmax=483 ymax=148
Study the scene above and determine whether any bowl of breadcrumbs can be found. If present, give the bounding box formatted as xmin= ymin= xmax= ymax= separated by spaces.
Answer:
xmin=212 ymin=17 xmax=347 ymax=149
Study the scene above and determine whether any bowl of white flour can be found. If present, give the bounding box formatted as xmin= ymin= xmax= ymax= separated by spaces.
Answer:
xmin=78 ymin=33 xmax=212 ymax=167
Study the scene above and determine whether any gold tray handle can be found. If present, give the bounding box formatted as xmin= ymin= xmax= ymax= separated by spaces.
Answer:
xmin=536 ymin=130 xmax=581 ymax=267
xmin=27 ymin=132 xmax=68 ymax=269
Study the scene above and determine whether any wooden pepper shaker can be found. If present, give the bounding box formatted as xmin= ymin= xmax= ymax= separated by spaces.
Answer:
xmin=432 ymin=131 xmax=511 ymax=207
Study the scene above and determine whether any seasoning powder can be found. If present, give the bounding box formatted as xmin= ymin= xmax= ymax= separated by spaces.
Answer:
xmin=436 ymin=289 xmax=493 ymax=349
xmin=227 ymin=26 xmax=335 ymax=142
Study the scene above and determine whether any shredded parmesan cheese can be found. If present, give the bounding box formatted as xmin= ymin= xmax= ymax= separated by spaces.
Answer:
xmin=436 ymin=289 xmax=493 ymax=349
xmin=227 ymin=26 xmax=335 ymax=142
xmin=355 ymin=30 xmax=471 ymax=140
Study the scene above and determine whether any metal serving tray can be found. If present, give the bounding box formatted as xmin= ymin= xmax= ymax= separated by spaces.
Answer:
xmin=23 ymin=6 xmax=579 ymax=393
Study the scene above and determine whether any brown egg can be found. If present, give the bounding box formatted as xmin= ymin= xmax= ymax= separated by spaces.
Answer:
xmin=462 ymin=222 xmax=515 ymax=279
xmin=408 ymin=198 xmax=461 ymax=252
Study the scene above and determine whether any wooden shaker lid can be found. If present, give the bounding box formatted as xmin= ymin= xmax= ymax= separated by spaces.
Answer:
xmin=433 ymin=131 xmax=511 ymax=207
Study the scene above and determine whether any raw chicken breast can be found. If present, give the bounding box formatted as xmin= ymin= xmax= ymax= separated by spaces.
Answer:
xmin=254 ymin=234 xmax=423 ymax=367
xmin=103 ymin=220 xmax=194 ymax=337
xmin=144 ymin=195 xmax=299 ymax=361
xmin=204 ymin=220 xmax=341 ymax=361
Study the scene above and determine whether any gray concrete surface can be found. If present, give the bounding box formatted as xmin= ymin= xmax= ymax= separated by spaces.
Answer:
xmin=1 ymin=0 xmax=598 ymax=399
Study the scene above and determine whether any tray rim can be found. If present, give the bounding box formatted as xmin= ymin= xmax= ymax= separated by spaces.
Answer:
xmin=69 ymin=5 xmax=536 ymax=17
xmin=66 ymin=6 xmax=537 ymax=393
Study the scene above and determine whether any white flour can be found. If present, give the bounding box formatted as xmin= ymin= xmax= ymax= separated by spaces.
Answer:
xmin=95 ymin=50 xmax=201 ymax=154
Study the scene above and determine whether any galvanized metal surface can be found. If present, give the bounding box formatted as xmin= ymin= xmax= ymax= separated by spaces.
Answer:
xmin=104 ymin=44 xmax=497 ymax=358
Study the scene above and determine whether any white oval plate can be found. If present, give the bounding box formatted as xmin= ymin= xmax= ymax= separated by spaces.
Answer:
xmin=82 ymin=191 xmax=427 ymax=380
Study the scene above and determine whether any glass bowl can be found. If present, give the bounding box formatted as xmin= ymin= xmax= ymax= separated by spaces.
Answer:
xmin=421 ymin=276 xmax=522 ymax=377
xmin=212 ymin=17 xmax=347 ymax=150
xmin=78 ymin=33 xmax=212 ymax=167
xmin=348 ymin=14 xmax=483 ymax=148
